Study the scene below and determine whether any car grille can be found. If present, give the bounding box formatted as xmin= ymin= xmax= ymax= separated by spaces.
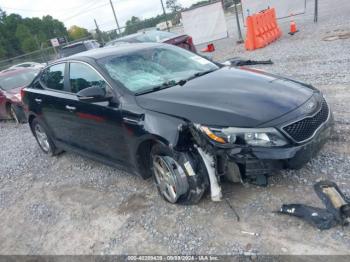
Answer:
xmin=283 ymin=98 xmax=329 ymax=143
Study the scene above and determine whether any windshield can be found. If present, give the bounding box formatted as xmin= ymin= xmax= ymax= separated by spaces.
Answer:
xmin=0 ymin=70 xmax=39 ymax=91
xmin=98 ymin=45 xmax=219 ymax=94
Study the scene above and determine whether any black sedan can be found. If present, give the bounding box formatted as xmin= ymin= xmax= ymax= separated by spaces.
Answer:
xmin=22 ymin=43 xmax=333 ymax=204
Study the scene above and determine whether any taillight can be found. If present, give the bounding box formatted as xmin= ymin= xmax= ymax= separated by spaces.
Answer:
xmin=187 ymin=36 xmax=193 ymax=46
xmin=20 ymin=88 xmax=25 ymax=101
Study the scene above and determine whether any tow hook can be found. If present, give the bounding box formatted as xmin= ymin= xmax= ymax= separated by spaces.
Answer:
xmin=196 ymin=146 xmax=223 ymax=202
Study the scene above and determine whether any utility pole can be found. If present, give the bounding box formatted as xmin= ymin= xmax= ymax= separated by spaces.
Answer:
xmin=94 ymin=19 xmax=105 ymax=44
xmin=160 ymin=0 xmax=170 ymax=32
xmin=234 ymin=0 xmax=244 ymax=43
xmin=314 ymin=0 xmax=318 ymax=23
xmin=109 ymin=0 xmax=121 ymax=34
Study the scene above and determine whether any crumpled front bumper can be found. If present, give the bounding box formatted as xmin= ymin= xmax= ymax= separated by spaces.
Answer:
xmin=227 ymin=112 xmax=334 ymax=177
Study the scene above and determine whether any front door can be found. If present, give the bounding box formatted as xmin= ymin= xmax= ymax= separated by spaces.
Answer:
xmin=62 ymin=61 xmax=129 ymax=164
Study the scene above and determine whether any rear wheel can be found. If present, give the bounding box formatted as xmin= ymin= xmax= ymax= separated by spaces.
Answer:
xmin=151 ymin=144 xmax=208 ymax=205
xmin=31 ymin=118 xmax=60 ymax=156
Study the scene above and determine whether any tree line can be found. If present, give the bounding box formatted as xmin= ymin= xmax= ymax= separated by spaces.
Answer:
xmin=0 ymin=8 xmax=92 ymax=60
xmin=0 ymin=0 xmax=235 ymax=60
xmin=0 ymin=8 xmax=67 ymax=59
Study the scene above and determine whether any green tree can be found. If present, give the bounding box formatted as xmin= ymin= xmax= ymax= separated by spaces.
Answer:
xmin=15 ymin=24 xmax=37 ymax=52
xmin=68 ymin=25 xmax=90 ymax=40
xmin=124 ymin=16 xmax=142 ymax=35
xmin=0 ymin=44 xmax=6 ymax=59
xmin=41 ymin=15 xmax=67 ymax=39
xmin=0 ymin=8 xmax=68 ymax=58
xmin=189 ymin=0 xmax=210 ymax=9
xmin=166 ymin=0 xmax=182 ymax=13
xmin=122 ymin=13 xmax=176 ymax=37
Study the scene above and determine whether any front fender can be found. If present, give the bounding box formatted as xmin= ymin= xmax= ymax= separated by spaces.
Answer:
xmin=142 ymin=110 xmax=186 ymax=148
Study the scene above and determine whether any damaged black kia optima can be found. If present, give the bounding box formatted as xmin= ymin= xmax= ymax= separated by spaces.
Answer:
xmin=23 ymin=43 xmax=333 ymax=204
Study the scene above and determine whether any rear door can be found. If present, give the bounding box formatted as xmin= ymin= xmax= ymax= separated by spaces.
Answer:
xmin=28 ymin=63 xmax=78 ymax=142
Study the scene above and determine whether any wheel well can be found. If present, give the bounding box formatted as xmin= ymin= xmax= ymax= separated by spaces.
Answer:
xmin=28 ymin=115 xmax=36 ymax=131
xmin=136 ymin=139 xmax=157 ymax=179
xmin=5 ymin=102 xmax=11 ymax=114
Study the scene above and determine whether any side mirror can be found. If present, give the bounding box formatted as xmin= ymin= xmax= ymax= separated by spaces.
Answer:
xmin=77 ymin=86 xmax=112 ymax=103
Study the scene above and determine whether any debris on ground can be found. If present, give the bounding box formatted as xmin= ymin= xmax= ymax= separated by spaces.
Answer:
xmin=278 ymin=181 xmax=350 ymax=230
xmin=224 ymin=58 xmax=274 ymax=66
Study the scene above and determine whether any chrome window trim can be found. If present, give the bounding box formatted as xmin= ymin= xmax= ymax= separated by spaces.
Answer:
xmin=67 ymin=60 xmax=114 ymax=94
xmin=280 ymin=97 xmax=330 ymax=144
xmin=39 ymin=62 xmax=70 ymax=94
xmin=40 ymin=60 xmax=114 ymax=95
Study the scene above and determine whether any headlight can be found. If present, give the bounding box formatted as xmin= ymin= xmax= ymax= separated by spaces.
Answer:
xmin=197 ymin=125 xmax=288 ymax=147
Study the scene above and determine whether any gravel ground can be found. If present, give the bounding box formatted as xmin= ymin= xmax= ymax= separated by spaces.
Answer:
xmin=1 ymin=0 xmax=350 ymax=255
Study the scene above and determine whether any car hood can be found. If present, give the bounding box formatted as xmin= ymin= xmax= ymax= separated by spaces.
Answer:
xmin=136 ymin=67 xmax=315 ymax=127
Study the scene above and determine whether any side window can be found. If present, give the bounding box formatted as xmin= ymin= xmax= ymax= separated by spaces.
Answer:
xmin=69 ymin=62 xmax=107 ymax=93
xmin=41 ymin=63 xmax=65 ymax=91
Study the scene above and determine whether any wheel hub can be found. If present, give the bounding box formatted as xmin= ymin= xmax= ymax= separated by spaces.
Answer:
xmin=153 ymin=155 xmax=189 ymax=203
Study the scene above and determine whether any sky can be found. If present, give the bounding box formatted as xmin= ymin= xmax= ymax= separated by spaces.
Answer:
xmin=0 ymin=0 xmax=200 ymax=31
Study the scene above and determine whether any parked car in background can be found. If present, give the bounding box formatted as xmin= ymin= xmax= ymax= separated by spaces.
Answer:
xmin=106 ymin=30 xmax=197 ymax=53
xmin=0 ymin=68 xmax=39 ymax=123
xmin=22 ymin=43 xmax=333 ymax=205
xmin=58 ymin=40 xmax=100 ymax=58
xmin=9 ymin=62 xmax=45 ymax=70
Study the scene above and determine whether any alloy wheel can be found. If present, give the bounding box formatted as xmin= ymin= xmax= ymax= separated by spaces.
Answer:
xmin=152 ymin=155 xmax=188 ymax=203
xmin=34 ymin=124 xmax=50 ymax=152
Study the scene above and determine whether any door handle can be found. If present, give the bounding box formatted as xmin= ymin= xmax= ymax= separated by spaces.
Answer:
xmin=65 ymin=105 xmax=76 ymax=111
xmin=34 ymin=98 xmax=42 ymax=103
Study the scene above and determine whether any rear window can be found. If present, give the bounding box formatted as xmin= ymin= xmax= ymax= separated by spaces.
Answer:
xmin=59 ymin=44 xmax=87 ymax=58
xmin=0 ymin=70 xmax=39 ymax=91
xmin=40 ymin=63 xmax=65 ymax=91
xmin=106 ymin=31 xmax=176 ymax=47
xmin=135 ymin=31 xmax=176 ymax=42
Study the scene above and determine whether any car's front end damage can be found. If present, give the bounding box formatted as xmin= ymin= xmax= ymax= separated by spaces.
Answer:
xmin=132 ymin=59 xmax=334 ymax=203
xmin=169 ymin=92 xmax=334 ymax=202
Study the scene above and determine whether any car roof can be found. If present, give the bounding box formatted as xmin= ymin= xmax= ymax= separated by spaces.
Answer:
xmin=59 ymin=42 xmax=163 ymax=61
xmin=0 ymin=67 xmax=38 ymax=77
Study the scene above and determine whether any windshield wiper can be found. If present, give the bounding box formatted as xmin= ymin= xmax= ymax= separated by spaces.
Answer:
xmin=135 ymin=69 xmax=217 ymax=95
xmin=185 ymin=69 xmax=218 ymax=82
xmin=135 ymin=80 xmax=183 ymax=95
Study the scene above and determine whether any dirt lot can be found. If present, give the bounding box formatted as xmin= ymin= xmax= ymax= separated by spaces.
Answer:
xmin=1 ymin=0 xmax=350 ymax=255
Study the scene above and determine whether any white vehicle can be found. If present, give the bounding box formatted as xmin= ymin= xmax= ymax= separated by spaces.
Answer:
xmin=156 ymin=21 xmax=173 ymax=31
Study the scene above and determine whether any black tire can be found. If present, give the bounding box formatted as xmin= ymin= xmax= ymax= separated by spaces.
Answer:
xmin=31 ymin=118 xmax=60 ymax=156
xmin=151 ymin=143 xmax=209 ymax=205
xmin=9 ymin=104 xmax=25 ymax=124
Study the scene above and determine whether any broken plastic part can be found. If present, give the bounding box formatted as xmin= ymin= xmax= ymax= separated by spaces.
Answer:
xmin=278 ymin=180 xmax=350 ymax=230
xmin=279 ymin=204 xmax=338 ymax=230
xmin=196 ymin=146 xmax=222 ymax=202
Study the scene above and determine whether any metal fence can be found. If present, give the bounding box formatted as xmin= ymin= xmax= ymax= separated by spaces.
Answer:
xmin=0 ymin=1 xmax=241 ymax=71
xmin=0 ymin=36 xmax=94 ymax=71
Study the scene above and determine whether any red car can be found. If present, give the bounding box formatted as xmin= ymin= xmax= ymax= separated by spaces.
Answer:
xmin=105 ymin=30 xmax=197 ymax=53
xmin=0 ymin=68 xmax=39 ymax=123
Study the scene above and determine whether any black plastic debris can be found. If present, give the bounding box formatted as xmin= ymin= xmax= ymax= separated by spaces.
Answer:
xmin=223 ymin=57 xmax=273 ymax=67
xmin=278 ymin=180 xmax=350 ymax=230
